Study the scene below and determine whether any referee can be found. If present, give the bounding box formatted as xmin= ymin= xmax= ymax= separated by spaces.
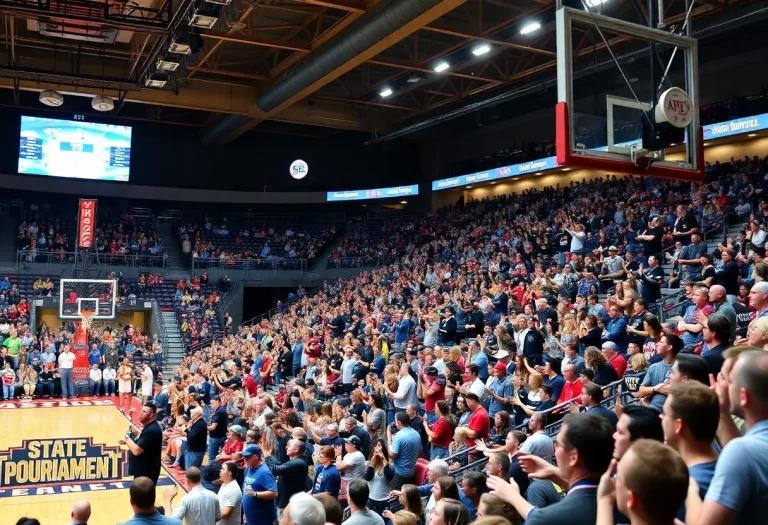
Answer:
xmin=120 ymin=401 xmax=163 ymax=485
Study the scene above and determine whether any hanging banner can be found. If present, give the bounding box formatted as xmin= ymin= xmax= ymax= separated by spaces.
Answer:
xmin=77 ymin=199 xmax=97 ymax=248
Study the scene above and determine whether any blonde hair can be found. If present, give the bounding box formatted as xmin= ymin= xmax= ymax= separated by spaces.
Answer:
xmin=750 ymin=317 xmax=768 ymax=339
xmin=528 ymin=373 xmax=544 ymax=391
xmin=629 ymin=353 xmax=649 ymax=372
xmin=479 ymin=494 xmax=519 ymax=523
xmin=472 ymin=518 xmax=515 ymax=525
xmin=391 ymin=511 xmax=420 ymax=525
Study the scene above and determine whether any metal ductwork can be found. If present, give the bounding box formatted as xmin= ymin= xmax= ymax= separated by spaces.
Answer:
xmin=202 ymin=0 xmax=450 ymax=146
xmin=366 ymin=0 xmax=768 ymax=145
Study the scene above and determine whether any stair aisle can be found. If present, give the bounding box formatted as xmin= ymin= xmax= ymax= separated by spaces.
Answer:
xmin=160 ymin=310 xmax=185 ymax=377
xmin=158 ymin=222 xmax=188 ymax=277
xmin=309 ymin=218 xmax=364 ymax=271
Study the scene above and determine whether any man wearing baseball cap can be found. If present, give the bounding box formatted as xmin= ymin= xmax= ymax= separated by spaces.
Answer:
xmin=486 ymin=362 xmax=513 ymax=417
xmin=241 ymin=444 xmax=278 ymax=525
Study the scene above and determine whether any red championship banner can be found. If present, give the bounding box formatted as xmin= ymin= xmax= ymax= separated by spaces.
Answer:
xmin=78 ymin=199 xmax=97 ymax=248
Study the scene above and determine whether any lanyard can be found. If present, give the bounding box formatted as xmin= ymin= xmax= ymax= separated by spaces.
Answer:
xmin=567 ymin=480 xmax=599 ymax=495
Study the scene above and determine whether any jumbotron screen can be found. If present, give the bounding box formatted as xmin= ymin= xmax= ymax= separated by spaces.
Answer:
xmin=18 ymin=116 xmax=132 ymax=181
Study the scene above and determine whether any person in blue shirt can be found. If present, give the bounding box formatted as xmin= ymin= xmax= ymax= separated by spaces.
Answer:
xmin=661 ymin=381 xmax=719 ymax=521
xmin=469 ymin=341 xmax=489 ymax=381
xmin=602 ymin=305 xmax=629 ymax=353
xmin=241 ymin=444 xmax=278 ymax=525
xmin=688 ymin=350 xmax=768 ymax=525
xmin=88 ymin=344 xmax=102 ymax=367
xmin=388 ymin=411 xmax=422 ymax=490
xmin=394 ymin=313 xmax=410 ymax=353
xmin=121 ymin=477 xmax=182 ymax=525
xmin=543 ymin=357 xmax=566 ymax=401
xmin=291 ymin=339 xmax=304 ymax=378
xmin=486 ymin=363 xmax=514 ymax=417
xmin=370 ymin=345 xmax=387 ymax=379
xmin=312 ymin=445 xmax=341 ymax=498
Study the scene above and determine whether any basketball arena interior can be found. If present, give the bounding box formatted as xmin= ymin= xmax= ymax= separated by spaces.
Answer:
xmin=1 ymin=0 xmax=768 ymax=524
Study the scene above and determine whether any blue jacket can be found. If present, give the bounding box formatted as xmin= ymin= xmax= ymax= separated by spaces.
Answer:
xmin=394 ymin=319 xmax=410 ymax=343
xmin=602 ymin=317 xmax=629 ymax=353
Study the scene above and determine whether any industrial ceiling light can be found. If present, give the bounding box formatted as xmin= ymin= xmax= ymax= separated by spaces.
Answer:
xmin=190 ymin=6 xmax=220 ymax=29
xmin=91 ymin=95 xmax=114 ymax=112
xmin=169 ymin=38 xmax=192 ymax=54
xmin=379 ymin=88 xmax=393 ymax=97
xmin=520 ymin=22 xmax=541 ymax=35
xmin=156 ymin=59 xmax=180 ymax=72
xmin=584 ymin=0 xmax=607 ymax=8
xmin=406 ymin=74 xmax=421 ymax=83
xmin=190 ymin=13 xmax=218 ymax=28
xmin=145 ymin=71 xmax=169 ymax=88
xmin=39 ymin=89 xmax=64 ymax=107
xmin=169 ymin=30 xmax=202 ymax=54
xmin=434 ymin=61 xmax=450 ymax=73
xmin=472 ymin=44 xmax=491 ymax=56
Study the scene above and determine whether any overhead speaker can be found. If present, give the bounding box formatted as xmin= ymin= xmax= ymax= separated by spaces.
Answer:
xmin=92 ymin=96 xmax=115 ymax=112
xmin=39 ymin=90 xmax=64 ymax=107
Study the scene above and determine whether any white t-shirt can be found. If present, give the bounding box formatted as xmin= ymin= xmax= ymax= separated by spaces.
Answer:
xmin=217 ymin=480 xmax=242 ymax=525
xmin=469 ymin=378 xmax=486 ymax=399
xmin=141 ymin=367 xmax=154 ymax=395
xmin=58 ymin=352 xmax=76 ymax=369
xmin=341 ymin=450 xmax=367 ymax=480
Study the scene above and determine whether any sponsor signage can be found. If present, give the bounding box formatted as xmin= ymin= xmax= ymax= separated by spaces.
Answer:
xmin=290 ymin=159 xmax=309 ymax=179
xmin=0 ymin=438 xmax=124 ymax=491
xmin=433 ymin=112 xmax=768 ymax=192
xmin=702 ymin=112 xmax=768 ymax=140
xmin=432 ymin=156 xmax=558 ymax=191
xmin=77 ymin=199 xmax=97 ymax=248
xmin=326 ymin=184 xmax=419 ymax=202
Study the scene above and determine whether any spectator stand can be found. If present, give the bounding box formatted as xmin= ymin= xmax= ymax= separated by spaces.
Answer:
xmin=178 ymin=211 xmax=345 ymax=271
xmin=16 ymin=204 xmax=167 ymax=275
xmin=326 ymin=211 xmax=422 ymax=269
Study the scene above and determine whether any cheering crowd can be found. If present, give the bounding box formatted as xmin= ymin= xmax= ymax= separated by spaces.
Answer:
xmin=11 ymin=155 xmax=768 ymax=525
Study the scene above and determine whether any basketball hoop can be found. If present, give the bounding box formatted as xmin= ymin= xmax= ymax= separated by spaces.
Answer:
xmin=80 ymin=311 xmax=95 ymax=331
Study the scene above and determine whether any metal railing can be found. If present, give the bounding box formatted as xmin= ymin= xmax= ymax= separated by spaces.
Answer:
xmin=323 ymin=255 xmax=399 ymax=269
xmin=16 ymin=250 xmax=167 ymax=271
xmin=150 ymin=299 xmax=170 ymax=361
xmin=191 ymin=257 xmax=308 ymax=272
xmin=180 ymin=211 xmax=346 ymax=224
xmin=510 ymin=379 xmax=628 ymax=438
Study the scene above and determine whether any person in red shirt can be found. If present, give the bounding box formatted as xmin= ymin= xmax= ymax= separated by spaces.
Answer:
xmin=601 ymin=341 xmax=628 ymax=378
xmin=419 ymin=366 xmax=446 ymax=425
xmin=460 ymin=393 xmax=490 ymax=452
xmin=216 ymin=425 xmax=246 ymax=466
xmin=243 ymin=369 xmax=258 ymax=397
xmin=556 ymin=363 xmax=584 ymax=406
xmin=423 ymin=400 xmax=454 ymax=459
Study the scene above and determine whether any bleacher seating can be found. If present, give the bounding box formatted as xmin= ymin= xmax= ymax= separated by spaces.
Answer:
xmin=17 ymin=202 xmax=165 ymax=266
xmin=177 ymin=212 xmax=344 ymax=269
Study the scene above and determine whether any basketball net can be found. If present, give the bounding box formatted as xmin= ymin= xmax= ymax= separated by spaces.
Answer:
xmin=81 ymin=311 xmax=95 ymax=330
xmin=76 ymin=311 xmax=94 ymax=347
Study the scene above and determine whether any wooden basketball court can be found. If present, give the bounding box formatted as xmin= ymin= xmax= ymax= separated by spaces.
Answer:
xmin=0 ymin=398 xmax=183 ymax=524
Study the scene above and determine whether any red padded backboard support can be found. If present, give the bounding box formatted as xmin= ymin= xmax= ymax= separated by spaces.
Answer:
xmin=556 ymin=101 xmax=704 ymax=182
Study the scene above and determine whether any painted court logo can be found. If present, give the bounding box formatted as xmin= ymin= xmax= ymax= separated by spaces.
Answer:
xmin=0 ymin=437 xmax=125 ymax=498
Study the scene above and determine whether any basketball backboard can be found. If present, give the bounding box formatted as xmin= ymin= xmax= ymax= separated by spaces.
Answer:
xmin=555 ymin=4 xmax=703 ymax=181
xmin=59 ymin=279 xmax=117 ymax=319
